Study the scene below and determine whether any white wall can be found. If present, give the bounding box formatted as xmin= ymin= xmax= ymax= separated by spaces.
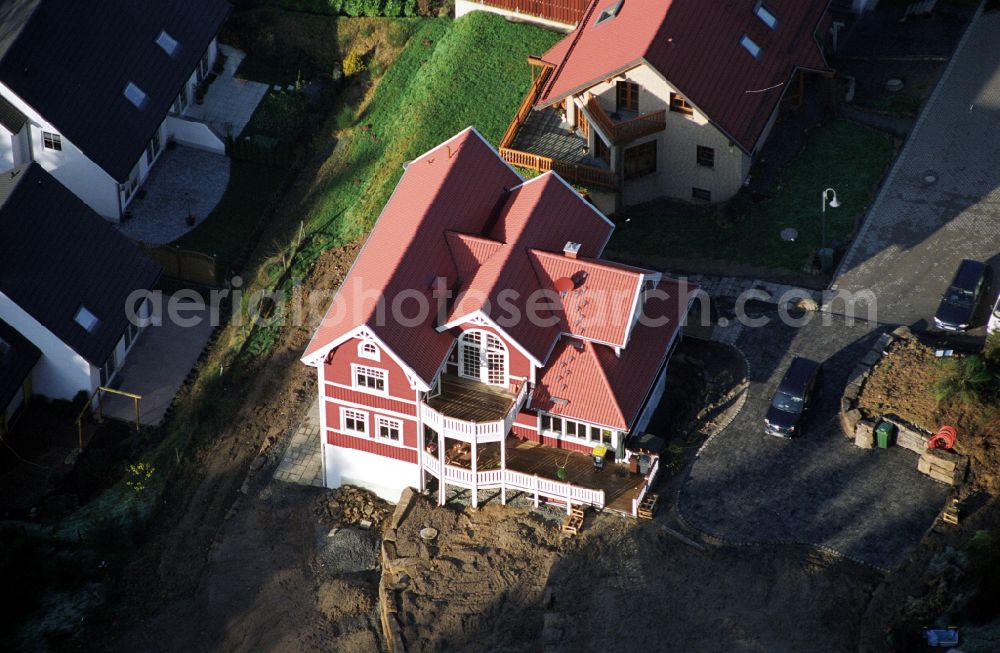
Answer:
xmin=454 ymin=0 xmax=575 ymax=32
xmin=633 ymin=362 xmax=667 ymax=435
xmin=166 ymin=115 xmax=224 ymax=153
xmin=0 ymin=291 xmax=95 ymax=400
xmin=577 ymin=63 xmax=753 ymax=205
xmin=324 ymin=443 xmax=420 ymax=503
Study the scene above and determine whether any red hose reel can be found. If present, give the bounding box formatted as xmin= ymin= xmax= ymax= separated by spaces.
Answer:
xmin=927 ymin=426 xmax=957 ymax=450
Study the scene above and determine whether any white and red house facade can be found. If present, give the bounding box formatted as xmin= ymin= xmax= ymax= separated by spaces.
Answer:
xmin=302 ymin=128 xmax=692 ymax=512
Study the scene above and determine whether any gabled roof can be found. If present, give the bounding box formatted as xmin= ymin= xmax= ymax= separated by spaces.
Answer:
xmin=0 ymin=317 xmax=40 ymax=411
xmin=537 ymin=0 xmax=831 ymax=153
xmin=532 ymin=280 xmax=690 ymax=430
xmin=302 ymin=128 xmax=625 ymax=383
xmin=0 ymin=0 xmax=231 ymax=182
xmin=0 ymin=164 xmax=161 ymax=366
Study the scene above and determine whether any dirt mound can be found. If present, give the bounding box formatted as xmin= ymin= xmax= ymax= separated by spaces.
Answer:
xmin=383 ymin=495 xmax=563 ymax=652
xmin=858 ymin=338 xmax=1000 ymax=492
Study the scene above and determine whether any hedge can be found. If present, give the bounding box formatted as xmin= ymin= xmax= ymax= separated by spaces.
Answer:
xmin=267 ymin=0 xmax=420 ymax=17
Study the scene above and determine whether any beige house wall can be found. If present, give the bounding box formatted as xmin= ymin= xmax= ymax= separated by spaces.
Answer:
xmin=576 ymin=63 xmax=754 ymax=206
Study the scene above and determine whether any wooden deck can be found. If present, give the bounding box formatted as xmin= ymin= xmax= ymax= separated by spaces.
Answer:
xmin=505 ymin=437 xmax=645 ymax=513
xmin=425 ymin=374 xmax=515 ymax=423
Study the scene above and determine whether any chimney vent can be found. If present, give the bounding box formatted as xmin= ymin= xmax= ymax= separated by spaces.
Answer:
xmin=563 ymin=241 xmax=582 ymax=259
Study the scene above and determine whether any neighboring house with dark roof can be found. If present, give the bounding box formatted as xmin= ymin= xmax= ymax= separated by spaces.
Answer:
xmin=0 ymin=0 xmax=231 ymax=220
xmin=301 ymin=128 xmax=694 ymax=514
xmin=0 ymin=164 xmax=161 ymax=401
xmin=0 ymin=317 xmax=40 ymax=434
xmin=498 ymin=0 xmax=833 ymax=208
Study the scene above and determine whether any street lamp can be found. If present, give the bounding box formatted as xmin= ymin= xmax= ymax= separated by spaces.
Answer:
xmin=820 ymin=188 xmax=840 ymax=252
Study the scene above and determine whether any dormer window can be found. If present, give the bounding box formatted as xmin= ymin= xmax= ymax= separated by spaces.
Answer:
xmin=596 ymin=0 xmax=623 ymax=25
xmin=755 ymin=2 xmax=778 ymax=29
xmin=124 ymin=82 xmax=149 ymax=109
xmin=358 ymin=340 xmax=380 ymax=361
xmin=74 ymin=306 xmax=99 ymax=333
xmin=740 ymin=34 xmax=763 ymax=60
xmin=156 ymin=30 xmax=180 ymax=57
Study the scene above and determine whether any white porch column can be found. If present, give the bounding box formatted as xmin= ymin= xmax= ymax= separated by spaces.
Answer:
xmin=471 ymin=437 xmax=478 ymax=508
xmin=438 ymin=428 xmax=446 ymax=506
xmin=500 ymin=436 xmax=507 ymax=505
xmin=565 ymin=96 xmax=577 ymax=128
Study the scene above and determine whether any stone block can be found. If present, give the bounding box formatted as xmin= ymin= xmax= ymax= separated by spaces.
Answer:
xmin=862 ymin=349 xmax=882 ymax=367
xmin=892 ymin=325 xmax=913 ymax=340
xmin=854 ymin=420 xmax=875 ymax=449
xmin=843 ymin=381 xmax=861 ymax=401
xmin=841 ymin=396 xmax=854 ymax=414
xmin=848 ymin=364 xmax=870 ymax=386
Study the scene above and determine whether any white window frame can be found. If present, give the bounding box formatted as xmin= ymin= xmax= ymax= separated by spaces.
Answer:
xmin=358 ymin=340 xmax=380 ymax=361
xmin=458 ymin=330 xmax=508 ymax=387
xmin=352 ymin=364 xmax=387 ymax=396
xmin=375 ymin=415 xmax=403 ymax=444
xmin=341 ymin=407 xmax=368 ymax=436
xmin=41 ymin=131 xmax=62 ymax=151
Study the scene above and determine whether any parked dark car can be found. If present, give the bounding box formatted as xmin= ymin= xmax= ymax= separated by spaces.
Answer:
xmin=764 ymin=357 xmax=821 ymax=438
xmin=934 ymin=259 xmax=989 ymax=332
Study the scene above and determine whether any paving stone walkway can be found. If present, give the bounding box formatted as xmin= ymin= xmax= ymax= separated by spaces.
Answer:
xmin=831 ymin=6 xmax=1000 ymax=328
xmin=273 ymin=399 xmax=324 ymax=487
xmin=184 ymin=45 xmax=269 ymax=140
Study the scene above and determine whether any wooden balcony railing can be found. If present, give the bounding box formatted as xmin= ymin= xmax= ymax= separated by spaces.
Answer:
xmin=499 ymin=147 xmax=618 ymax=189
xmin=469 ymin=0 xmax=589 ymax=26
xmin=585 ymin=96 xmax=666 ymax=145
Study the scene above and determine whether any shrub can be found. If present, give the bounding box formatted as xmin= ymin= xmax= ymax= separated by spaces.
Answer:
xmin=933 ymin=355 xmax=997 ymax=405
xmin=984 ymin=332 xmax=1000 ymax=371
xmin=342 ymin=51 xmax=366 ymax=77
xmin=965 ymin=529 xmax=1000 ymax=621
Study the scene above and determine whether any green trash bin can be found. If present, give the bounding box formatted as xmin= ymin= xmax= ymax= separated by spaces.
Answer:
xmin=876 ymin=421 xmax=896 ymax=449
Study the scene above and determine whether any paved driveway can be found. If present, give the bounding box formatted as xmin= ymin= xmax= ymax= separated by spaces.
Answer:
xmin=832 ymin=8 xmax=1000 ymax=330
xmin=679 ymin=309 xmax=948 ymax=570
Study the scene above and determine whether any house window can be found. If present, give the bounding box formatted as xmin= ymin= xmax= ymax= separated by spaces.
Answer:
xmin=696 ymin=145 xmax=715 ymax=168
xmin=342 ymin=408 xmax=368 ymax=436
xmin=692 ymin=187 xmax=712 ymax=202
xmin=74 ymin=305 xmax=99 ymax=333
xmin=41 ymin=131 xmax=62 ymax=151
xmin=595 ymin=0 xmax=622 ymax=25
xmin=740 ymin=34 xmax=763 ymax=60
xmin=199 ymin=50 xmax=210 ymax=79
xmin=565 ymin=419 xmax=581 ymax=438
xmin=541 ymin=414 xmax=564 ymax=435
xmin=588 ymin=426 xmax=614 ymax=446
xmin=353 ymin=365 xmax=387 ymax=395
xmin=755 ymin=2 xmax=778 ymax=29
xmin=358 ymin=341 xmax=380 ymax=361
xmin=100 ymin=348 xmax=119 ymax=387
xmin=459 ymin=330 xmax=507 ymax=386
xmin=615 ymin=81 xmax=639 ymax=113
xmin=669 ymin=93 xmax=694 ymax=116
xmin=624 ymin=140 xmax=657 ymax=180
xmin=594 ymin=136 xmax=610 ymax=165
xmin=124 ymin=82 xmax=149 ymax=109
xmin=376 ymin=416 xmax=402 ymax=442
xmin=156 ymin=30 xmax=180 ymax=57
xmin=173 ymin=84 xmax=189 ymax=114
xmin=121 ymin=162 xmax=140 ymax=203
xmin=146 ymin=127 xmax=162 ymax=165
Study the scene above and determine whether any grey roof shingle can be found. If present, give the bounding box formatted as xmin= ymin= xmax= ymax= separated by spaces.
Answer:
xmin=0 ymin=0 xmax=231 ymax=182
xmin=0 ymin=164 xmax=162 ymax=367
xmin=0 ymin=317 xmax=40 ymax=411
xmin=0 ymin=93 xmax=25 ymax=133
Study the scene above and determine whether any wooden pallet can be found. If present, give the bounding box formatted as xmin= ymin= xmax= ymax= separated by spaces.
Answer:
xmin=562 ymin=508 xmax=585 ymax=536
xmin=637 ymin=492 xmax=659 ymax=520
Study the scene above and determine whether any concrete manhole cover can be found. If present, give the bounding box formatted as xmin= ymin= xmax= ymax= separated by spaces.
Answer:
xmin=922 ymin=170 xmax=938 ymax=185
xmin=419 ymin=527 xmax=439 ymax=541
xmin=780 ymin=228 xmax=798 ymax=242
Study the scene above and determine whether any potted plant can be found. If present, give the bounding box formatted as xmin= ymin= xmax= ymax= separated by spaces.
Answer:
xmin=556 ymin=454 xmax=570 ymax=481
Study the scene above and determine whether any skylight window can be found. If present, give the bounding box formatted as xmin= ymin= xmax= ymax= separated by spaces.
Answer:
xmin=156 ymin=30 xmax=180 ymax=57
xmin=755 ymin=2 xmax=778 ymax=29
xmin=596 ymin=0 xmax=623 ymax=25
xmin=123 ymin=82 xmax=149 ymax=109
xmin=740 ymin=34 xmax=762 ymax=59
xmin=74 ymin=306 xmax=100 ymax=333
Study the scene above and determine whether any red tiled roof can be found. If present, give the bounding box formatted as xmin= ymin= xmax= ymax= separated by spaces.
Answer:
xmin=528 ymin=250 xmax=649 ymax=348
xmin=301 ymin=129 xmax=522 ymax=381
xmin=533 ymin=279 xmax=692 ymax=430
xmin=537 ymin=0 xmax=831 ymax=152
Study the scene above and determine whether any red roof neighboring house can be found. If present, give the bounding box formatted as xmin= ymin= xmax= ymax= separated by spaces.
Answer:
xmin=537 ymin=0 xmax=832 ymax=153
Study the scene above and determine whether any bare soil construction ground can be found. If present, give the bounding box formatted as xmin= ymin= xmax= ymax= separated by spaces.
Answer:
xmin=385 ymin=493 xmax=880 ymax=653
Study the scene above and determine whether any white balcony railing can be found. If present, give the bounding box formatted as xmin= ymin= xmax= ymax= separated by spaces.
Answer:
xmin=420 ymin=379 xmax=529 ymax=444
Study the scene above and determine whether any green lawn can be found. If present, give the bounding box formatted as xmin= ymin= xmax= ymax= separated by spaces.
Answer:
xmin=293 ymin=12 xmax=561 ymax=268
xmin=609 ymin=119 xmax=896 ymax=271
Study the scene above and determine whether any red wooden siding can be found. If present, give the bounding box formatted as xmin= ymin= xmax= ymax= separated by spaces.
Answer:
xmin=474 ymin=0 xmax=589 ymax=25
xmin=327 ymin=429 xmax=418 ymax=463
xmin=325 ymin=401 xmax=418 ymax=449
xmin=324 ymin=384 xmax=417 ymax=418
xmin=325 ymin=337 xmax=414 ymax=399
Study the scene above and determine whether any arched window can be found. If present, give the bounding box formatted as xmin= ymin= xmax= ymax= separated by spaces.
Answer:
xmin=458 ymin=330 xmax=507 ymax=386
xmin=358 ymin=340 xmax=380 ymax=361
